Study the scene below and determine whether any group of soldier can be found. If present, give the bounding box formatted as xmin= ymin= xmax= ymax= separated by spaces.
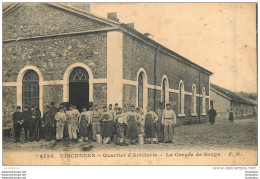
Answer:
xmin=12 ymin=102 xmax=177 ymax=145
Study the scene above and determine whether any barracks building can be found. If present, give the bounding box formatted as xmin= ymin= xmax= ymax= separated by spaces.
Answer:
xmin=3 ymin=3 xmax=213 ymax=126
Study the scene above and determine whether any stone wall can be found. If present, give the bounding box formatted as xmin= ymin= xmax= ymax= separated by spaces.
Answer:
xmin=3 ymin=3 xmax=110 ymax=40
xmin=3 ymin=87 xmax=16 ymax=127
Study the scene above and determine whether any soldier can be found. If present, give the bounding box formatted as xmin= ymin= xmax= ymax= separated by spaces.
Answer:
xmin=66 ymin=104 xmax=78 ymax=142
xmin=91 ymin=105 xmax=101 ymax=141
xmin=42 ymin=106 xmax=54 ymax=141
xmin=34 ymin=105 xmax=42 ymax=141
xmin=13 ymin=106 xmax=23 ymax=143
xmin=229 ymin=108 xmax=234 ymax=123
xmin=115 ymin=108 xmax=127 ymax=146
xmin=114 ymin=103 xmax=120 ymax=115
xmin=162 ymin=103 xmax=176 ymax=143
xmin=109 ymin=104 xmax=117 ymax=141
xmin=62 ymin=104 xmax=69 ymax=138
xmin=79 ymin=106 xmax=91 ymax=141
xmin=125 ymin=105 xmax=140 ymax=145
xmin=50 ymin=102 xmax=58 ymax=139
xmin=144 ymin=106 xmax=158 ymax=144
xmin=29 ymin=106 xmax=41 ymax=142
xmin=156 ymin=102 xmax=165 ymax=143
xmin=122 ymin=106 xmax=128 ymax=136
xmin=55 ymin=107 xmax=66 ymax=141
xmin=136 ymin=107 xmax=145 ymax=135
xmin=22 ymin=106 xmax=31 ymax=141
xmin=208 ymin=105 xmax=217 ymax=125
xmin=101 ymin=106 xmax=113 ymax=144
xmin=87 ymin=106 xmax=94 ymax=141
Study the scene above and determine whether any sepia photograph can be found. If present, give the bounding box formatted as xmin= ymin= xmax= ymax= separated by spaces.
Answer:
xmin=2 ymin=2 xmax=257 ymax=166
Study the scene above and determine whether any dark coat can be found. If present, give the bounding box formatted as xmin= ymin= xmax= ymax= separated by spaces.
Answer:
xmin=50 ymin=106 xmax=58 ymax=119
xmin=22 ymin=110 xmax=31 ymax=122
xmin=42 ymin=111 xmax=54 ymax=127
xmin=208 ymin=108 xmax=217 ymax=123
xmin=13 ymin=112 xmax=23 ymax=126
xmin=229 ymin=111 xmax=234 ymax=121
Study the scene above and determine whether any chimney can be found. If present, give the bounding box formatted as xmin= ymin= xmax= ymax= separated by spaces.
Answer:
xmin=126 ymin=23 xmax=134 ymax=29
xmin=143 ymin=33 xmax=154 ymax=39
xmin=67 ymin=3 xmax=90 ymax=12
xmin=107 ymin=12 xmax=119 ymax=22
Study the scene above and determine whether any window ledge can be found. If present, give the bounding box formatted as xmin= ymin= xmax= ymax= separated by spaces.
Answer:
xmin=178 ymin=113 xmax=185 ymax=117
xmin=191 ymin=113 xmax=197 ymax=117
xmin=201 ymin=113 xmax=206 ymax=116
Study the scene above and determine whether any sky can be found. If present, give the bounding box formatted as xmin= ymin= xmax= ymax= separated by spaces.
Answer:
xmin=88 ymin=3 xmax=257 ymax=93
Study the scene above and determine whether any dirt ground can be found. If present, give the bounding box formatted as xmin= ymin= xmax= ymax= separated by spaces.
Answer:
xmin=3 ymin=117 xmax=257 ymax=152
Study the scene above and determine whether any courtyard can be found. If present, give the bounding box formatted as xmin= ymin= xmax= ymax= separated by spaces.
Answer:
xmin=3 ymin=117 xmax=257 ymax=152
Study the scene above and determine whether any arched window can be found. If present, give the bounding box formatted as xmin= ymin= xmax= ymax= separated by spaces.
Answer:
xmin=69 ymin=67 xmax=89 ymax=82
xmin=161 ymin=75 xmax=169 ymax=109
xmin=22 ymin=70 xmax=39 ymax=109
xmin=178 ymin=81 xmax=185 ymax=115
xmin=138 ymin=72 xmax=144 ymax=108
xmin=192 ymin=84 xmax=197 ymax=115
xmin=202 ymin=87 xmax=206 ymax=114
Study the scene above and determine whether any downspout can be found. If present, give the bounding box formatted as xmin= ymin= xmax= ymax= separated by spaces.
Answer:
xmin=154 ymin=46 xmax=160 ymax=111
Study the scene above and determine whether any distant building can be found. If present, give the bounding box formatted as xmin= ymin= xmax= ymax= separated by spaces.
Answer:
xmin=210 ymin=84 xmax=257 ymax=119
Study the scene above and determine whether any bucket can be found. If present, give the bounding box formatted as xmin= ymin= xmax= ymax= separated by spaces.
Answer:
xmin=78 ymin=138 xmax=83 ymax=143
xmin=138 ymin=134 xmax=144 ymax=145
xmin=96 ymin=134 xmax=102 ymax=143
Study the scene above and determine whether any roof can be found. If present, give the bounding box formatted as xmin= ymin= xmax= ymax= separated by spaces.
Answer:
xmin=210 ymin=83 xmax=257 ymax=106
xmin=3 ymin=3 xmax=213 ymax=75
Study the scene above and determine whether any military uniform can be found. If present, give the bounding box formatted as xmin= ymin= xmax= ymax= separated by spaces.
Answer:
xmin=42 ymin=111 xmax=54 ymax=141
xmin=156 ymin=108 xmax=165 ymax=142
xmin=79 ymin=111 xmax=91 ymax=139
xmin=66 ymin=110 xmax=78 ymax=140
xmin=50 ymin=105 xmax=58 ymax=138
xmin=13 ymin=111 xmax=23 ymax=142
xmin=22 ymin=110 xmax=31 ymax=140
xmin=144 ymin=111 xmax=158 ymax=141
xmin=55 ymin=111 xmax=66 ymax=140
xmin=91 ymin=110 xmax=101 ymax=140
xmin=162 ymin=109 xmax=176 ymax=143
xmin=29 ymin=109 xmax=41 ymax=141
xmin=125 ymin=111 xmax=140 ymax=143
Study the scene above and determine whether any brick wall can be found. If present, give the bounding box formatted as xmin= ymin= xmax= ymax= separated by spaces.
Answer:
xmin=148 ymin=89 xmax=161 ymax=109
xmin=123 ymin=33 xmax=211 ymax=122
xmin=123 ymin=33 xmax=209 ymax=95
xmin=123 ymin=84 xmax=136 ymax=108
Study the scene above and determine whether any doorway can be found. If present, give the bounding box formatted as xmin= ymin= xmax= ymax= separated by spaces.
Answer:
xmin=69 ymin=67 xmax=89 ymax=112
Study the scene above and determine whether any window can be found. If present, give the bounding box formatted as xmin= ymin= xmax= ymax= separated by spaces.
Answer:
xmin=69 ymin=67 xmax=89 ymax=82
xmin=192 ymin=84 xmax=197 ymax=115
xmin=178 ymin=81 xmax=185 ymax=115
xmin=138 ymin=72 xmax=144 ymax=108
xmin=202 ymin=87 xmax=206 ymax=114
xmin=22 ymin=70 xmax=39 ymax=109
xmin=210 ymin=100 xmax=214 ymax=106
